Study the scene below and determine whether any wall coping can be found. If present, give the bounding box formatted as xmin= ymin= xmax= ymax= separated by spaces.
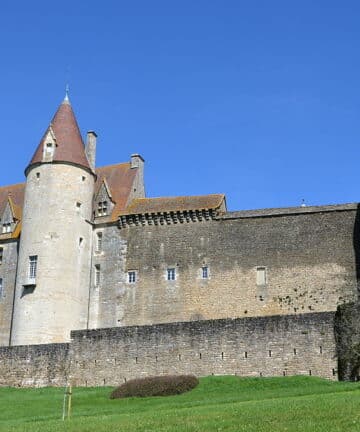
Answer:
xmin=70 ymin=312 xmax=336 ymax=340
xmin=220 ymin=203 xmax=358 ymax=220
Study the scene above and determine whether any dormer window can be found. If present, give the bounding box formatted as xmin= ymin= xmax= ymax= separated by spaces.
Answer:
xmin=2 ymin=223 xmax=11 ymax=233
xmin=97 ymin=201 xmax=108 ymax=217
xmin=45 ymin=142 xmax=53 ymax=154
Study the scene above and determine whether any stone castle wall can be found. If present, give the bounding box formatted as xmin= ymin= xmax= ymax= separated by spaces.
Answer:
xmin=0 ymin=240 xmax=18 ymax=346
xmin=98 ymin=205 xmax=359 ymax=329
xmin=1 ymin=204 xmax=359 ymax=344
xmin=0 ymin=343 xmax=70 ymax=387
xmin=0 ymin=312 xmax=337 ymax=387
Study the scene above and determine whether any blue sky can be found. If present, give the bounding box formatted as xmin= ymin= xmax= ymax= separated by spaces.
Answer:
xmin=1 ymin=1 xmax=360 ymax=211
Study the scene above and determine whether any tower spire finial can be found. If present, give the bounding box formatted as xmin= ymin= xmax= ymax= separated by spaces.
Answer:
xmin=64 ymin=84 xmax=70 ymax=104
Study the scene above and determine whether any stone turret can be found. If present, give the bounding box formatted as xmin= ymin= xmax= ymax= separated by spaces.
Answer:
xmin=10 ymin=95 xmax=95 ymax=345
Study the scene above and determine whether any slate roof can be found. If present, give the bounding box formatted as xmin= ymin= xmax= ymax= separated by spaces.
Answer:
xmin=121 ymin=194 xmax=226 ymax=215
xmin=26 ymin=98 xmax=91 ymax=173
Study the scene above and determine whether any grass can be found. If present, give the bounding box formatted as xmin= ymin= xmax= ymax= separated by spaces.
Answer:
xmin=0 ymin=376 xmax=360 ymax=431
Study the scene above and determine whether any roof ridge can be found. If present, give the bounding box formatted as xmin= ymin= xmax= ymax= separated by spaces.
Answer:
xmin=132 ymin=193 xmax=225 ymax=201
xmin=96 ymin=162 xmax=131 ymax=170
xmin=0 ymin=182 xmax=26 ymax=190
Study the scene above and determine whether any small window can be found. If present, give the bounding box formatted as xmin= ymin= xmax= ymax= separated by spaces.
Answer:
xmin=0 ymin=278 xmax=2 ymax=298
xmin=0 ymin=247 xmax=3 ymax=264
xmin=96 ymin=232 xmax=103 ymax=252
xmin=167 ymin=268 xmax=176 ymax=281
xmin=128 ymin=271 xmax=137 ymax=283
xmin=2 ymin=223 xmax=11 ymax=233
xmin=256 ymin=267 xmax=267 ymax=286
xmin=97 ymin=201 xmax=108 ymax=217
xmin=201 ymin=266 xmax=209 ymax=279
xmin=36 ymin=172 xmax=40 ymax=179
xmin=29 ymin=255 xmax=38 ymax=280
xmin=82 ymin=176 xmax=86 ymax=182
xmin=76 ymin=202 xmax=82 ymax=210
xmin=45 ymin=142 xmax=53 ymax=152
xmin=95 ymin=264 xmax=101 ymax=287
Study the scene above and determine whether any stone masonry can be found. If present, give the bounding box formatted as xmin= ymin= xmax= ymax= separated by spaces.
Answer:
xmin=0 ymin=96 xmax=359 ymax=386
xmin=0 ymin=312 xmax=337 ymax=387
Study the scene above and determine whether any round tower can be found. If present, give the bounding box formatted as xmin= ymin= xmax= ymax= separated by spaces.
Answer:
xmin=10 ymin=95 xmax=95 ymax=345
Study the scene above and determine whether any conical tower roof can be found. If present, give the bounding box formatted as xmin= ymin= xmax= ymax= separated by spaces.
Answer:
xmin=26 ymin=96 xmax=91 ymax=174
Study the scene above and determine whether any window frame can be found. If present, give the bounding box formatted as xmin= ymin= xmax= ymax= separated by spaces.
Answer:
xmin=256 ymin=266 xmax=267 ymax=286
xmin=96 ymin=232 xmax=103 ymax=253
xmin=29 ymin=255 xmax=38 ymax=280
xmin=127 ymin=270 xmax=137 ymax=284
xmin=2 ymin=223 xmax=11 ymax=234
xmin=201 ymin=265 xmax=209 ymax=279
xmin=167 ymin=268 xmax=176 ymax=281
xmin=97 ymin=201 xmax=108 ymax=217
xmin=94 ymin=264 xmax=101 ymax=287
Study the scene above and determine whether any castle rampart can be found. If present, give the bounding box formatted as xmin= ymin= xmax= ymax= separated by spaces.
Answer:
xmin=0 ymin=312 xmax=337 ymax=387
xmin=98 ymin=204 xmax=359 ymax=329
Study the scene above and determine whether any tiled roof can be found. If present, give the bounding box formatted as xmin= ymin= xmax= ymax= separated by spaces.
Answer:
xmin=122 ymin=194 xmax=226 ymax=215
xmin=27 ymin=99 xmax=91 ymax=173
xmin=0 ymin=162 xmax=139 ymax=233
xmin=95 ymin=163 xmax=139 ymax=222
xmin=0 ymin=183 xmax=25 ymax=239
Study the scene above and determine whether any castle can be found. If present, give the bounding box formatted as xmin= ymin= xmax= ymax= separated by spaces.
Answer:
xmin=0 ymin=94 xmax=359 ymax=386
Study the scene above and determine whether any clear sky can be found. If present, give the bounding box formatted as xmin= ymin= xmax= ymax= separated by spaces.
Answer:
xmin=1 ymin=1 xmax=360 ymax=211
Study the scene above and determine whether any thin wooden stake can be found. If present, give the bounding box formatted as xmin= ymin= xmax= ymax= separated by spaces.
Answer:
xmin=67 ymin=385 xmax=72 ymax=420
xmin=62 ymin=384 xmax=67 ymax=421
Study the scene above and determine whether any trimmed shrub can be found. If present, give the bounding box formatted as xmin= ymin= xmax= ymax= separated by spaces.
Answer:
xmin=110 ymin=375 xmax=199 ymax=399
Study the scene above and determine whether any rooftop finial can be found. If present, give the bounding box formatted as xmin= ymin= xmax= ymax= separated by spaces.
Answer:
xmin=64 ymin=84 xmax=70 ymax=104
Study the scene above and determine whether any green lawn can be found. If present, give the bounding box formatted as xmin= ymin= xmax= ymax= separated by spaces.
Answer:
xmin=0 ymin=376 xmax=360 ymax=431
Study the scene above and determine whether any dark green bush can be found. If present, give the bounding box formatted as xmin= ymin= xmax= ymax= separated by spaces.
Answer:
xmin=110 ymin=375 xmax=199 ymax=399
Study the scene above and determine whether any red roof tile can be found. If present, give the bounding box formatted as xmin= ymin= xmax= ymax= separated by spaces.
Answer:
xmin=95 ymin=163 xmax=139 ymax=221
xmin=0 ymin=183 xmax=25 ymax=239
xmin=27 ymin=99 xmax=90 ymax=173
xmin=122 ymin=194 xmax=225 ymax=215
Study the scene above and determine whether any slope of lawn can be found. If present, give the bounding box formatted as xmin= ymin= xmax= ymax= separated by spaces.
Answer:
xmin=0 ymin=376 xmax=360 ymax=432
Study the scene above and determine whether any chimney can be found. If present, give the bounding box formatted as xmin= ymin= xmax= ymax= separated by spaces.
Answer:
xmin=85 ymin=131 xmax=97 ymax=171
xmin=130 ymin=153 xmax=144 ymax=169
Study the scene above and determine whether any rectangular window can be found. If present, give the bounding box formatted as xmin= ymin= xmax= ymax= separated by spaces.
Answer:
xmin=167 ymin=268 xmax=176 ymax=281
xmin=128 ymin=271 xmax=136 ymax=283
xmin=97 ymin=201 xmax=108 ymax=216
xmin=96 ymin=232 xmax=103 ymax=252
xmin=2 ymin=223 xmax=11 ymax=233
xmin=0 ymin=278 xmax=2 ymax=298
xmin=95 ymin=264 xmax=101 ymax=287
xmin=202 ymin=266 xmax=209 ymax=279
xmin=0 ymin=247 xmax=3 ymax=264
xmin=256 ymin=267 xmax=267 ymax=286
xmin=29 ymin=255 xmax=38 ymax=279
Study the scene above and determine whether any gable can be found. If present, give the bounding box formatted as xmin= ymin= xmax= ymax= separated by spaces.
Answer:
xmin=94 ymin=179 xmax=115 ymax=219
xmin=94 ymin=163 xmax=139 ymax=222
xmin=0 ymin=184 xmax=24 ymax=239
